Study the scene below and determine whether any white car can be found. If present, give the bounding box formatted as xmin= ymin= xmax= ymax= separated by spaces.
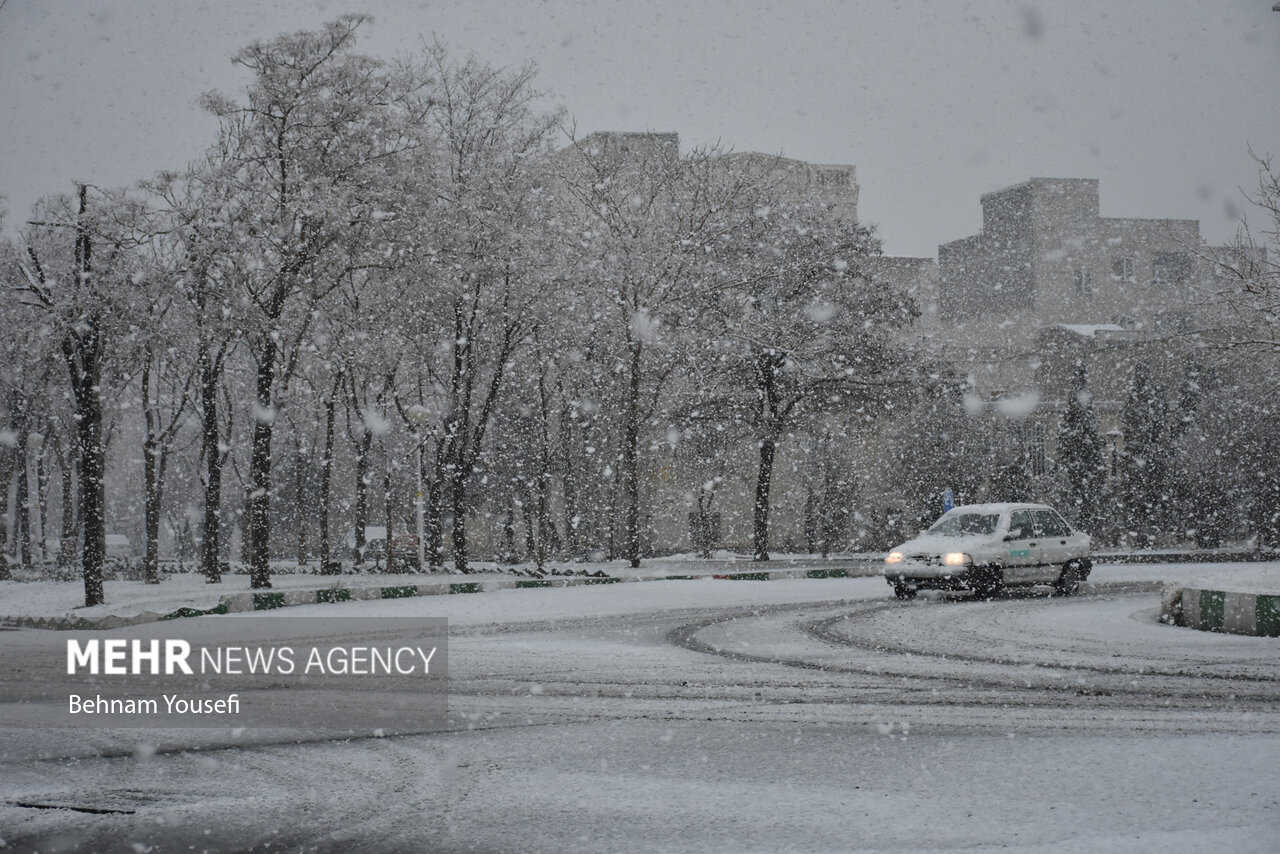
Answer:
xmin=883 ymin=502 xmax=1092 ymax=599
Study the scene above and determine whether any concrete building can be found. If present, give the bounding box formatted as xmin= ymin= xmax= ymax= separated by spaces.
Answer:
xmin=938 ymin=177 xmax=1205 ymax=383
xmin=563 ymin=130 xmax=681 ymax=168
xmin=563 ymin=133 xmax=860 ymax=223
xmin=926 ymin=177 xmax=1227 ymax=533
xmin=721 ymin=151 xmax=860 ymax=223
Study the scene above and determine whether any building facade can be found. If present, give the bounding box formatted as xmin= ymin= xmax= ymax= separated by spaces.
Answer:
xmin=924 ymin=177 xmax=1227 ymax=539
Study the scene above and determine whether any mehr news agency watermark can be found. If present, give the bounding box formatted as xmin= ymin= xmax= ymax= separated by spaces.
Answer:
xmin=2 ymin=618 xmax=448 ymax=731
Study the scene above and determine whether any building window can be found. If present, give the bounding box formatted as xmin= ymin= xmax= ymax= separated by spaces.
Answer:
xmin=1017 ymin=422 xmax=1047 ymax=477
xmin=1152 ymin=251 xmax=1190 ymax=284
xmin=1074 ymin=267 xmax=1092 ymax=297
xmin=1111 ymin=257 xmax=1134 ymax=282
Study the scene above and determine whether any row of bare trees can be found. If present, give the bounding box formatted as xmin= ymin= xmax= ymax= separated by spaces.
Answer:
xmin=0 ymin=17 xmax=919 ymax=606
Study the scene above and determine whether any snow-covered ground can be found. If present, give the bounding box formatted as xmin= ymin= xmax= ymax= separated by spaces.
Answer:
xmin=2 ymin=560 xmax=1278 ymax=851
xmin=0 ymin=553 xmax=873 ymax=621
xmin=1175 ymin=568 xmax=1280 ymax=594
xmin=1 ymin=556 xmax=1274 ymax=622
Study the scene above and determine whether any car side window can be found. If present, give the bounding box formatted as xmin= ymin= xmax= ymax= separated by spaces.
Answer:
xmin=1008 ymin=510 xmax=1034 ymax=540
xmin=1032 ymin=510 xmax=1068 ymax=537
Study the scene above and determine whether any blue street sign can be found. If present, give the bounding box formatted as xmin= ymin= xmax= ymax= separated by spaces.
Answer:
xmin=942 ymin=488 xmax=955 ymax=513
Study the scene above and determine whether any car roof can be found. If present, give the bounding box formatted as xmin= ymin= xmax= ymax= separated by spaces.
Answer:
xmin=944 ymin=503 xmax=1052 ymax=515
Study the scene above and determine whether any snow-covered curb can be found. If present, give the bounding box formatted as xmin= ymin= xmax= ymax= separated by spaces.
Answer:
xmin=0 ymin=564 xmax=878 ymax=631
xmin=1161 ymin=582 xmax=1280 ymax=637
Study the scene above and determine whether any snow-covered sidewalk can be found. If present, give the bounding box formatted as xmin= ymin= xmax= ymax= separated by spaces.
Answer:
xmin=4 ymin=556 xmax=1276 ymax=628
xmin=0 ymin=553 xmax=879 ymax=625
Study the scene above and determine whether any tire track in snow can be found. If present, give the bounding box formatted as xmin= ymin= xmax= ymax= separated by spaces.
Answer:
xmin=665 ymin=585 xmax=1280 ymax=716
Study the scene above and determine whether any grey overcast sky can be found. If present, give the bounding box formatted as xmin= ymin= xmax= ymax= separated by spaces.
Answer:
xmin=2 ymin=0 xmax=1279 ymax=258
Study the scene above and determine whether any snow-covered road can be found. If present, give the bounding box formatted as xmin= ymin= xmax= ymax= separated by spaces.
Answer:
xmin=2 ymin=564 xmax=1278 ymax=851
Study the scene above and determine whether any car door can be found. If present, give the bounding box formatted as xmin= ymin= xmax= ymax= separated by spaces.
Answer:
xmin=1031 ymin=510 xmax=1071 ymax=582
xmin=1004 ymin=509 xmax=1039 ymax=582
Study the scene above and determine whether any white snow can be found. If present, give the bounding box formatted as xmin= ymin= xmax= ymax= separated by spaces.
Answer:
xmin=995 ymin=390 xmax=1041 ymax=418
xmin=1058 ymin=323 xmax=1124 ymax=337
xmin=3 ymin=560 xmax=1278 ymax=851
xmin=1175 ymin=565 xmax=1280 ymax=595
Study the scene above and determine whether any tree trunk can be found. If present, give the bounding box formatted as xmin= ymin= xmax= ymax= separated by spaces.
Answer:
xmin=451 ymin=468 xmax=469 ymax=574
xmin=143 ymin=433 xmax=162 ymax=584
xmin=142 ymin=353 xmax=161 ymax=585
xmin=296 ymin=440 xmax=308 ymax=566
xmin=803 ymin=490 xmax=818 ymax=554
xmin=245 ymin=342 xmax=278 ymax=589
xmin=751 ymin=351 xmax=787 ymax=564
xmin=383 ymin=455 xmax=393 ymax=571
xmin=532 ymin=373 xmax=552 ymax=570
xmin=35 ymin=438 xmax=49 ymax=562
xmin=58 ymin=442 xmax=76 ymax=568
xmin=319 ymin=382 xmax=337 ymax=571
xmin=752 ymin=437 xmax=776 ymax=562
xmin=199 ymin=345 xmax=223 ymax=584
xmin=425 ymin=464 xmax=444 ymax=569
xmin=621 ymin=341 xmax=642 ymax=568
xmin=15 ymin=429 xmax=30 ymax=567
xmin=560 ymin=400 xmax=580 ymax=559
xmin=67 ymin=361 xmax=106 ymax=605
xmin=65 ymin=187 xmax=106 ymax=606
xmin=353 ymin=430 xmax=371 ymax=566
xmin=520 ymin=491 xmax=536 ymax=561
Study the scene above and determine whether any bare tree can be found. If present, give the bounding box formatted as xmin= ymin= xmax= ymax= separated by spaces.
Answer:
xmin=392 ymin=44 xmax=561 ymax=573
xmin=1207 ymin=149 xmax=1280 ymax=354
xmin=199 ymin=15 xmax=426 ymax=587
xmin=706 ymin=212 xmax=914 ymax=560
xmin=14 ymin=186 xmax=138 ymax=605
xmin=559 ymin=135 xmax=773 ymax=566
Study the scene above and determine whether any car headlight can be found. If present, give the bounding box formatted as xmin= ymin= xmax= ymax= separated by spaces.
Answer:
xmin=943 ymin=552 xmax=971 ymax=566
xmin=885 ymin=551 xmax=904 ymax=564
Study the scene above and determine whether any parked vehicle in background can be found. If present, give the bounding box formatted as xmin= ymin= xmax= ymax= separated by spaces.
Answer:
xmin=387 ymin=534 xmax=422 ymax=572
xmin=883 ymin=503 xmax=1092 ymax=599
xmin=343 ymin=526 xmax=387 ymax=563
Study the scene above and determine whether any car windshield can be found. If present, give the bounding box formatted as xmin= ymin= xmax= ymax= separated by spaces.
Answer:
xmin=926 ymin=512 xmax=1000 ymax=536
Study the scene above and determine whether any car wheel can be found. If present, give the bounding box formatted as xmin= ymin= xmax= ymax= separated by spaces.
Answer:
xmin=893 ymin=582 xmax=917 ymax=600
xmin=971 ymin=565 xmax=1004 ymax=599
xmin=1054 ymin=560 xmax=1085 ymax=596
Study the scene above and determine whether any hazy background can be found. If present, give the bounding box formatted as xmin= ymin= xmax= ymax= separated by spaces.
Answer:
xmin=2 ymin=0 xmax=1278 ymax=257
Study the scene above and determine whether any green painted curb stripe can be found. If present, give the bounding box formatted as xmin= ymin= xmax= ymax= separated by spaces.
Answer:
xmin=317 ymin=589 xmax=351 ymax=604
xmin=1199 ymin=589 xmax=1225 ymax=632
xmin=1257 ymin=595 xmax=1280 ymax=638
xmin=515 ymin=579 xmax=552 ymax=588
xmin=722 ymin=572 xmax=770 ymax=581
xmin=449 ymin=582 xmax=483 ymax=594
xmin=381 ymin=585 xmax=418 ymax=599
xmin=806 ymin=568 xmax=848 ymax=579
xmin=253 ymin=592 xmax=286 ymax=611
xmin=584 ymin=577 xmax=622 ymax=585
